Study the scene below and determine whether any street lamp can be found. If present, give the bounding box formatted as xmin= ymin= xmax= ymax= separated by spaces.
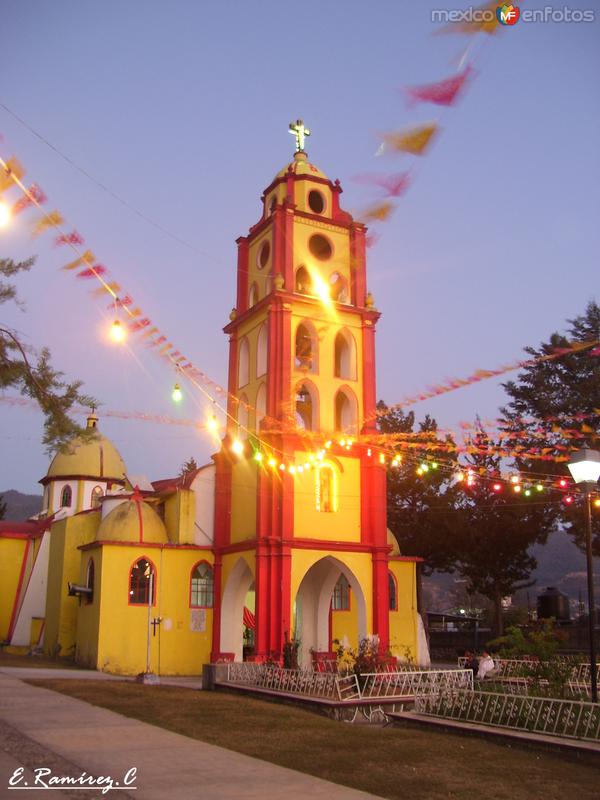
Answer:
xmin=568 ymin=448 xmax=600 ymax=703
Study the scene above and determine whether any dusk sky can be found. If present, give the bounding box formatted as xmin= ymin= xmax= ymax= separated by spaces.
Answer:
xmin=1 ymin=0 xmax=598 ymax=494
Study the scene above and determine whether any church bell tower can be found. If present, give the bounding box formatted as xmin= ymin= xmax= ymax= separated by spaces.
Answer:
xmin=211 ymin=123 xmax=391 ymax=664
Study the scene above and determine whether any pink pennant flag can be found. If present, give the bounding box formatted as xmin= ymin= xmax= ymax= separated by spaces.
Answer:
xmin=55 ymin=230 xmax=84 ymax=247
xmin=403 ymin=66 xmax=473 ymax=107
xmin=351 ymin=172 xmax=411 ymax=197
xmin=76 ymin=265 xmax=108 ymax=279
xmin=12 ymin=184 xmax=46 ymax=215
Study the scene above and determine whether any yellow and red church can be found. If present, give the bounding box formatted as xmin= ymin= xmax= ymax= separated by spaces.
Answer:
xmin=0 ymin=128 xmax=429 ymax=675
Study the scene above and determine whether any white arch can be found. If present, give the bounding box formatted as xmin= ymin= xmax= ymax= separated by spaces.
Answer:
xmin=256 ymin=322 xmax=268 ymax=377
xmin=334 ymin=329 xmax=357 ymax=381
xmin=255 ymin=383 xmax=266 ymax=430
xmin=220 ymin=557 xmax=255 ymax=661
xmin=238 ymin=337 xmax=250 ymax=388
xmin=334 ymin=386 xmax=358 ymax=434
xmin=294 ymin=556 xmax=367 ymax=668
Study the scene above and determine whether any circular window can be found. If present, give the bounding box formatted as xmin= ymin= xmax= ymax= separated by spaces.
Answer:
xmin=308 ymin=190 xmax=325 ymax=214
xmin=257 ymin=240 xmax=270 ymax=269
xmin=308 ymin=234 xmax=333 ymax=261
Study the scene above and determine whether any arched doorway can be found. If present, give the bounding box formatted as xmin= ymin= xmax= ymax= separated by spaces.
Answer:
xmin=294 ymin=556 xmax=367 ymax=668
xmin=220 ymin=557 xmax=255 ymax=661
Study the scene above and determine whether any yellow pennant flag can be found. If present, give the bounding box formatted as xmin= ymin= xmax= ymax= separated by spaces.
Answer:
xmin=436 ymin=1 xmax=501 ymax=35
xmin=382 ymin=123 xmax=439 ymax=156
xmin=62 ymin=249 xmax=96 ymax=271
xmin=91 ymin=281 xmax=121 ymax=297
xmin=31 ymin=210 xmax=64 ymax=238
xmin=0 ymin=157 xmax=25 ymax=193
xmin=362 ymin=201 xmax=395 ymax=222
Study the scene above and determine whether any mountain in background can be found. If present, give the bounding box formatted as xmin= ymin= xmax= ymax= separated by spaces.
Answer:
xmin=1 ymin=489 xmax=43 ymax=521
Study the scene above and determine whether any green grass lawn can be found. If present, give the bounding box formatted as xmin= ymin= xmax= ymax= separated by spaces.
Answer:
xmin=28 ymin=679 xmax=599 ymax=800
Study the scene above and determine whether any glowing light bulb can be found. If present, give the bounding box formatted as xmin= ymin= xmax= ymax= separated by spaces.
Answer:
xmin=524 ymin=489 xmax=531 ymax=497
xmin=492 ymin=483 xmax=502 ymax=492
xmin=431 ymin=462 xmax=438 ymax=470
xmin=367 ymin=448 xmax=372 ymax=457
xmin=456 ymin=471 xmax=465 ymax=482
xmin=379 ymin=454 xmax=385 ymax=464
xmin=109 ymin=319 xmax=126 ymax=343
xmin=421 ymin=463 xmax=429 ymax=473
xmin=416 ymin=467 xmax=423 ymax=476
xmin=325 ymin=440 xmax=332 ymax=449
xmin=231 ymin=438 xmax=244 ymax=456
xmin=297 ymin=465 xmax=304 ymax=473
xmin=207 ymin=414 xmax=219 ymax=433
xmin=268 ymin=457 xmax=277 ymax=468
xmin=510 ymin=475 xmax=520 ymax=485
xmin=172 ymin=383 xmax=183 ymax=403
xmin=347 ymin=439 xmax=353 ymax=447
xmin=536 ymin=484 xmax=544 ymax=492
xmin=279 ymin=463 xmax=286 ymax=471
xmin=564 ymin=495 xmax=574 ymax=505
xmin=513 ymin=484 xmax=522 ymax=494
xmin=254 ymin=451 xmax=263 ymax=462
xmin=0 ymin=201 xmax=11 ymax=228
xmin=594 ymin=498 xmax=600 ymax=508
xmin=288 ymin=465 xmax=296 ymax=474
xmin=339 ymin=439 xmax=346 ymax=447
xmin=559 ymin=479 xmax=568 ymax=488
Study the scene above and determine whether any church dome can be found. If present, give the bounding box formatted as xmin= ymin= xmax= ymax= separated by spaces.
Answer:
xmin=45 ymin=413 xmax=126 ymax=483
xmin=96 ymin=491 xmax=167 ymax=544
xmin=273 ymin=150 xmax=329 ymax=182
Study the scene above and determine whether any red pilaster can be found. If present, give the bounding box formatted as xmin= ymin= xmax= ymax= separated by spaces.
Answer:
xmin=226 ymin=334 xmax=239 ymax=429
xmin=372 ymin=548 xmax=390 ymax=651
xmin=236 ymin=237 xmax=249 ymax=312
xmin=350 ymin=224 xmax=367 ymax=308
xmin=210 ymin=553 xmax=224 ymax=661
xmin=362 ymin=316 xmax=379 ymax=434
xmin=254 ymin=540 xmax=270 ymax=658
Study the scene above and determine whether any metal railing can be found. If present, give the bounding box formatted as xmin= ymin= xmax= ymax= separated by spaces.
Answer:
xmin=458 ymin=657 xmax=600 ymax=698
xmin=359 ymin=669 xmax=473 ymax=699
xmin=226 ymin=662 xmax=471 ymax=702
xmin=416 ymin=689 xmax=600 ymax=742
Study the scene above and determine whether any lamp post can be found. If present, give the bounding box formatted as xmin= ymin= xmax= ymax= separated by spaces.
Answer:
xmin=568 ymin=448 xmax=600 ymax=703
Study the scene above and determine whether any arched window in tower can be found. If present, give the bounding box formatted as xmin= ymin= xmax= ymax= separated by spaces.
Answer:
xmin=238 ymin=337 xmax=250 ymax=388
xmin=129 ymin=558 xmax=155 ymax=605
xmin=248 ymin=282 xmax=258 ymax=308
xmin=295 ymin=266 xmax=313 ymax=296
xmin=334 ymin=329 xmax=357 ymax=380
xmin=255 ymin=383 xmax=266 ymax=430
xmin=91 ymin=486 xmax=103 ymax=509
xmin=295 ymin=382 xmax=317 ymax=431
xmin=316 ymin=464 xmax=337 ymax=513
xmin=86 ymin=558 xmax=95 ymax=604
xmin=190 ymin=561 xmax=214 ymax=608
xmin=295 ymin=322 xmax=317 ymax=373
xmin=330 ymin=272 xmax=349 ymax=303
xmin=388 ymin=571 xmax=398 ymax=611
xmin=334 ymin=387 xmax=358 ymax=434
xmin=60 ymin=485 xmax=72 ymax=508
xmin=238 ymin=395 xmax=249 ymax=439
xmin=332 ymin=574 xmax=350 ymax=611
xmin=256 ymin=322 xmax=268 ymax=377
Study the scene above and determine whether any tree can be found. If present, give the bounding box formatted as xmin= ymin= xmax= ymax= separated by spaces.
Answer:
xmin=1 ymin=256 xmax=95 ymax=452
xmin=453 ymin=422 xmax=550 ymax=635
xmin=377 ymin=401 xmax=460 ymax=575
xmin=179 ymin=456 xmax=199 ymax=477
xmin=500 ymin=301 xmax=600 ymax=554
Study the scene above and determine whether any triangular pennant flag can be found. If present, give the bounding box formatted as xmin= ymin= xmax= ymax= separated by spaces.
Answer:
xmin=0 ymin=157 xmax=25 ymax=193
xmin=31 ymin=210 xmax=64 ymax=237
xmin=381 ymin=124 xmax=439 ymax=156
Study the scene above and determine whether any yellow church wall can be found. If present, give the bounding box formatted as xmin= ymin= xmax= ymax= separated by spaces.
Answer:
xmin=44 ymin=512 xmax=99 ymax=658
xmin=75 ymin=549 xmax=103 ymax=669
xmin=290 ymin=548 xmax=373 ymax=637
xmin=293 ymin=180 xmax=334 ymax=218
xmin=0 ymin=537 xmax=29 ymax=641
xmin=233 ymin=309 xmax=269 ymax=433
xmin=388 ymin=560 xmax=419 ymax=663
xmin=292 ymin=217 xmax=351 ymax=297
xmin=164 ymin=490 xmax=195 ymax=545
xmin=247 ymin=229 xmax=273 ymax=305
xmin=331 ymin=604 xmax=359 ymax=651
xmin=93 ymin=545 xmax=215 ymax=675
xmin=292 ymin=455 xmax=361 ymax=542
xmin=230 ymin=460 xmax=257 ymax=543
xmin=290 ymin=307 xmax=364 ymax=433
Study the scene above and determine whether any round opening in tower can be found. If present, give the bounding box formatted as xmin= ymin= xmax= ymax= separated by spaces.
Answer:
xmin=308 ymin=234 xmax=333 ymax=261
xmin=308 ymin=190 xmax=325 ymax=214
xmin=257 ymin=240 xmax=270 ymax=269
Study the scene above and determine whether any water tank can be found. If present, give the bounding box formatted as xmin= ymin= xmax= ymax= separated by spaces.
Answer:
xmin=537 ymin=586 xmax=570 ymax=622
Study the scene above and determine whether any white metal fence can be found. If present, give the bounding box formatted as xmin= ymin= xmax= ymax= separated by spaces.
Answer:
xmin=458 ymin=657 xmax=600 ymax=698
xmin=416 ymin=689 xmax=600 ymax=742
xmin=225 ymin=662 xmax=472 ymax=702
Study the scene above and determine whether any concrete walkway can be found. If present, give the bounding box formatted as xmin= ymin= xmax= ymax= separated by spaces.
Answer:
xmin=0 ymin=667 xmax=203 ymax=690
xmin=0 ymin=673 xmax=379 ymax=800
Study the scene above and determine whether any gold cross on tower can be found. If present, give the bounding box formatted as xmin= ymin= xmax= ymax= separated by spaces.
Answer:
xmin=289 ymin=119 xmax=310 ymax=152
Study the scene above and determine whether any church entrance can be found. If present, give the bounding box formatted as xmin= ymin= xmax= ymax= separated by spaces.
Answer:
xmin=220 ymin=558 xmax=255 ymax=662
xmin=294 ymin=556 xmax=366 ymax=669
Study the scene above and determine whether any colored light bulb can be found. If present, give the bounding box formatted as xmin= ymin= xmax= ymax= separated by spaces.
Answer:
xmin=109 ymin=319 xmax=126 ymax=343
xmin=231 ymin=438 xmax=244 ymax=455
xmin=172 ymin=383 xmax=183 ymax=403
